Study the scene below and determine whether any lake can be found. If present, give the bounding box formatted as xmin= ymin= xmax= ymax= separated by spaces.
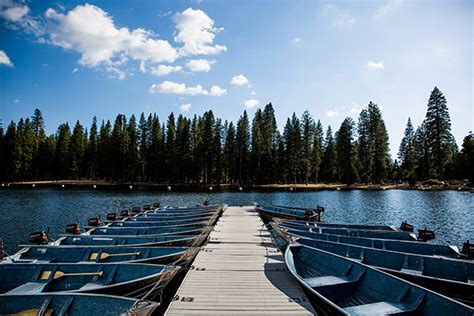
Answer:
xmin=0 ymin=188 xmax=472 ymax=253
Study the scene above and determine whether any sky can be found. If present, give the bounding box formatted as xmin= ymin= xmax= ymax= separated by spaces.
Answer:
xmin=0 ymin=0 xmax=472 ymax=158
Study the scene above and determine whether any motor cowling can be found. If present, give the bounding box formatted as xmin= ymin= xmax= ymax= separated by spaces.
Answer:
xmin=461 ymin=241 xmax=474 ymax=259
xmin=418 ymin=228 xmax=435 ymax=241
xmin=66 ymin=223 xmax=81 ymax=235
xmin=152 ymin=202 xmax=160 ymax=209
xmin=143 ymin=204 xmax=151 ymax=211
xmin=106 ymin=213 xmax=118 ymax=221
xmin=131 ymin=207 xmax=141 ymax=214
xmin=399 ymin=221 xmax=414 ymax=232
xmin=203 ymin=200 xmax=209 ymax=206
xmin=120 ymin=210 xmax=131 ymax=217
xmin=28 ymin=231 xmax=49 ymax=244
xmin=88 ymin=217 xmax=101 ymax=226
xmin=315 ymin=205 xmax=325 ymax=213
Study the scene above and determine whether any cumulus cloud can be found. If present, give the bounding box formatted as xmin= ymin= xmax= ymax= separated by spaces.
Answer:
xmin=72 ymin=68 xmax=79 ymax=73
xmin=151 ymin=65 xmax=182 ymax=76
xmin=179 ymin=102 xmax=191 ymax=112
xmin=149 ymin=81 xmax=225 ymax=96
xmin=244 ymin=99 xmax=259 ymax=109
xmin=186 ymin=58 xmax=215 ymax=72
xmin=249 ymin=90 xmax=256 ymax=96
xmin=173 ymin=8 xmax=227 ymax=56
xmin=209 ymin=85 xmax=226 ymax=96
xmin=44 ymin=4 xmax=178 ymax=68
xmin=231 ymin=74 xmax=249 ymax=86
xmin=14 ymin=99 xmax=20 ymax=103
xmin=293 ymin=37 xmax=301 ymax=43
xmin=0 ymin=3 xmax=29 ymax=22
xmin=0 ymin=50 xmax=14 ymax=67
xmin=367 ymin=60 xmax=384 ymax=70
xmin=349 ymin=104 xmax=364 ymax=116
xmin=326 ymin=110 xmax=338 ymax=117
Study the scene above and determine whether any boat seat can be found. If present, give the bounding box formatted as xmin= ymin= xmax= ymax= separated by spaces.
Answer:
xmin=304 ymin=276 xmax=349 ymax=287
xmin=343 ymin=301 xmax=405 ymax=315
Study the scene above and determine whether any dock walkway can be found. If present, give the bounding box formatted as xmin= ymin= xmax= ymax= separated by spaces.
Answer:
xmin=166 ymin=206 xmax=315 ymax=315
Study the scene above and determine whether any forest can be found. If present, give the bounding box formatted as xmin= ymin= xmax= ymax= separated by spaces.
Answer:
xmin=0 ymin=87 xmax=472 ymax=186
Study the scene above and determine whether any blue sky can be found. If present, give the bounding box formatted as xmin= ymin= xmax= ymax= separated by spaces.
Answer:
xmin=0 ymin=0 xmax=472 ymax=157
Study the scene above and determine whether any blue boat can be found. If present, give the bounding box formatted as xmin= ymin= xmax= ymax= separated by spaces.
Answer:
xmin=86 ymin=225 xmax=212 ymax=237
xmin=297 ymin=237 xmax=474 ymax=306
xmin=48 ymin=234 xmax=207 ymax=248
xmin=279 ymin=225 xmax=461 ymax=258
xmin=285 ymin=244 xmax=473 ymax=315
xmin=0 ymin=293 xmax=159 ymax=315
xmin=279 ymin=224 xmax=418 ymax=241
xmin=6 ymin=246 xmax=199 ymax=265
xmin=275 ymin=218 xmax=397 ymax=231
xmin=0 ymin=263 xmax=180 ymax=297
xmin=257 ymin=204 xmax=324 ymax=223
xmin=124 ymin=213 xmax=215 ymax=222
xmin=104 ymin=219 xmax=210 ymax=229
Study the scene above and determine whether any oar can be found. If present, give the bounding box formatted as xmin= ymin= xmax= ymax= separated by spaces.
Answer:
xmin=40 ymin=270 xmax=104 ymax=280
xmin=89 ymin=251 xmax=141 ymax=260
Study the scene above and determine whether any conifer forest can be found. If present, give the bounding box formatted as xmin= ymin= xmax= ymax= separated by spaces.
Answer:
xmin=1 ymin=87 xmax=472 ymax=186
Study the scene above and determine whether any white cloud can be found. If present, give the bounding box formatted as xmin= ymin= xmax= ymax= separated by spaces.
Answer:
xmin=374 ymin=0 xmax=403 ymax=20
xmin=231 ymin=74 xmax=249 ymax=86
xmin=334 ymin=13 xmax=356 ymax=27
xmin=349 ymin=104 xmax=363 ymax=116
xmin=44 ymin=4 xmax=178 ymax=68
xmin=209 ymin=85 xmax=226 ymax=96
xmin=326 ymin=110 xmax=339 ymax=117
xmin=293 ymin=37 xmax=301 ymax=43
xmin=149 ymin=81 xmax=225 ymax=96
xmin=250 ymin=90 xmax=256 ymax=96
xmin=244 ymin=99 xmax=259 ymax=109
xmin=72 ymin=68 xmax=79 ymax=73
xmin=179 ymin=102 xmax=191 ymax=112
xmin=186 ymin=58 xmax=215 ymax=72
xmin=0 ymin=4 xmax=29 ymax=22
xmin=0 ymin=50 xmax=14 ymax=67
xmin=173 ymin=8 xmax=227 ymax=57
xmin=367 ymin=60 xmax=384 ymax=70
xmin=14 ymin=99 xmax=20 ymax=103
xmin=151 ymin=65 xmax=182 ymax=76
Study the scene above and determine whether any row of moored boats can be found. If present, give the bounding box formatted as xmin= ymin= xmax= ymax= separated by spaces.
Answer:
xmin=0 ymin=203 xmax=226 ymax=315
xmin=257 ymin=203 xmax=474 ymax=315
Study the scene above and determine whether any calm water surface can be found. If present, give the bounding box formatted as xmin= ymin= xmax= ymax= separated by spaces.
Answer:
xmin=0 ymin=188 xmax=472 ymax=253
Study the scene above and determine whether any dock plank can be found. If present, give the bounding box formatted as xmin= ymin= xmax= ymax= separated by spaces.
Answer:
xmin=166 ymin=206 xmax=315 ymax=315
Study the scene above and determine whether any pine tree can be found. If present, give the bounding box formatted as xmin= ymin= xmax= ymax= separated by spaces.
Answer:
xmin=236 ymin=111 xmax=250 ymax=185
xmin=127 ymin=115 xmax=139 ymax=181
xmin=70 ymin=121 xmax=85 ymax=178
xmin=138 ymin=113 xmax=149 ymax=180
xmin=224 ymin=121 xmax=236 ymax=183
xmin=398 ymin=118 xmax=415 ymax=180
xmin=336 ymin=117 xmax=355 ymax=185
xmin=283 ymin=113 xmax=302 ymax=183
xmin=4 ymin=121 xmax=18 ymax=180
xmin=86 ymin=117 xmax=98 ymax=179
xmin=457 ymin=132 xmax=474 ymax=184
xmin=368 ymin=102 xmax=390 ymax=183
xmin=97 ymin=120 xmax=112 ymax=180
xmin=357 ymin=109 xmax=371 ymax=183
xmin=424 ymin=87 xmax=455 ymax=178
xmin=321 ymin=126 xmax=337 ymax=182
xmin=301 ymin=111 xmax=314 ymax=184
xmin=55 ymin=123 xmax=71 ymax=179
xmin=260 ymin=103 xmax=278 ymax=183
xmin=165 ymin=113 xmax=177 ymax=182
xmin=251 ymin=109 xmax=263 ymax=184
xmin=312 ymin=120 xmax=323 ymax=183
xmin=175 ymin=114 xmax=192 ymax=183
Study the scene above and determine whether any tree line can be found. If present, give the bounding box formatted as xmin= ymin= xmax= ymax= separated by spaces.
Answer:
xmin=0 ymin=87 xmax=472 ymax=185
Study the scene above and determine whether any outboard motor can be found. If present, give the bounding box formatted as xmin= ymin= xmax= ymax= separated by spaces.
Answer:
xmin=143 ymin=204 xmax=151 ymax=211
xmin=203 ymin=200 xmax=209 ymax=206
xmin=66 ymin=223 xmax=81 ymax=235
xmin=131 ymin=206 xmax=141 ymax=214
xmin=461 ymin=241 xmax=474 ymax=259
xmin=28 ymin=230 xmax=49 ymax=244
xmin=106 ymin=213 xmax=118 ymax=221
xmin=120 ymin=209 xmax=131 ymax=217
xmin=399 ymin=221 xmax=414 ymax=232
xmin=152 ymin=202 xmax=160 ymax=209
xmin=88 ymin=217 xmax=101 ymax=227
xmin=418 ymin=228 xmax=435 ymax=241
xmin=315 ymin=205 xmax=325 ymax=213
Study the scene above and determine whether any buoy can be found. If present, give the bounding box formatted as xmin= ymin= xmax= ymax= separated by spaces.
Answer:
xmin=32 ymin=184 xmax=35 ymax=188
xmin=336 ymin=187 xmax=341 ymax=191
xmin=1 ymin=183 xmax=4 ymax=187
xmin=167 ymin=186 xmax=171 ymax=191
xmin=239 ymin=186 xmax=243 ymax=191
xmin=209 ymin=186 xmax=213 ymax=191
xmin=61 ymin=184 xmax=65 ymax=188
xmin=129 ymin=185 xmax=133 ymax=190
xmin=93 ymin=184 xmax=97 ymax=189
xmin=289 ymin=187 xmax=294 ymax=192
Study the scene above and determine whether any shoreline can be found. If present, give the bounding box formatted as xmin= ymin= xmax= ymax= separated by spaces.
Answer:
xmin=1 ymin=180 xmax=472 ymax=192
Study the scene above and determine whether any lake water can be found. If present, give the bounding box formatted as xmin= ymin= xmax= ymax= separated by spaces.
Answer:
xmin=0 ymin=188 xmax=472 ymax=253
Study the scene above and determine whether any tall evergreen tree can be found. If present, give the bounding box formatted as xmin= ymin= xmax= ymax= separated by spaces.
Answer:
xmin=85 ymin=116 xmax=98 ymax=178
xmin=126 ymin=115 xmax=139 ymax=181
xmin=224 ymin=121 xmax=236 ymax=183
xmin=70 ymin=121 xmax=85 ymax=178
xmin=368 ymin=102 xmax=390 ymax=183
xmin=321 ymin=126 xmax=337 ymax=182
xmin=283 ymin=113 xmax=302 ymax=183
xmin=357 ymin=109 xmax=371 ymax=183
xmin=336 ymin=117 xmax=356 ymax=184
xmin=251 ymin=109 xmax=263 ymax=184
xmin=55 ymin=123 xmax=71 ymax=179
xmin=301 ymin=111 xmax=314 ymax=184
xmin=424 ymin=87 xmax=455 ymax=178
xmin=165 ymin=113 xmax=177 ymax=182
xmin=457 ymin=132 xmax=474 ymax=184
xmin=311 ymin=120 xmax=324 ymax=183
xmin=236 ymin=111 xmax=250 ymax=185
xmin=398 ymin=118 xmax=415 ymax=180
xmin=138 ymin=113 xmax=149 ymax=180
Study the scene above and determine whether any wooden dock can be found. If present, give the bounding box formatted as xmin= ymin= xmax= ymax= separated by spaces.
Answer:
xmin=166 ymin=206 xmax=315 ymax=315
